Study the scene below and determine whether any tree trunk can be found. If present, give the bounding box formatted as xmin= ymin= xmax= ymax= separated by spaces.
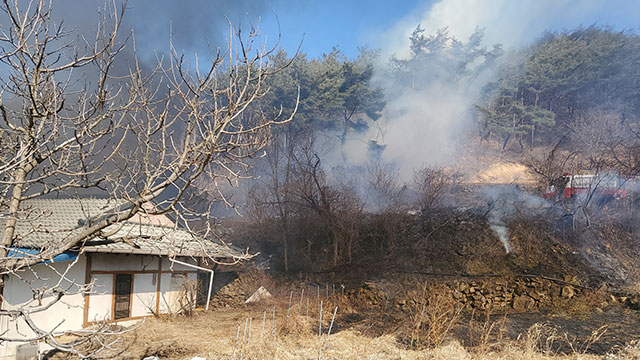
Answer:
xmin=282 ymin=230 xmax=289 ymax=273
xmin=531 ymin=127 xmax=535 ymax=148
xmin=332 ymin=229 xmax=339 ymax=267
xmin=340 ymin=116 xmax=350 ymax=164
xmin=348 ymin=233 xmax=352 ymax=264
xmin=1 ymin=159 xmax=28 ymax=259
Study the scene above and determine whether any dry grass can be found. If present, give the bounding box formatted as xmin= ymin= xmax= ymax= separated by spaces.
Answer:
xmin=82 ymin=315 xmax=638 ymax=360
xmin=468 ymin=162 xmax=536 ymax=185
xmin=48 ymin=302 xmax=640 ymax=360
xmin=405 ymin=283 xmax=463 ymax=349
xmin=46 ymin=273 xmax=640 ymax=359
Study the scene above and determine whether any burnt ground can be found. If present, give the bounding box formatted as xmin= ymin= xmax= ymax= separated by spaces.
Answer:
xmin=290 ymin=210 xmax=605 ymax=287
xmin=206 ymin=269 xmax=640 ymax=356
xmin=217 ymin=207 xmax=640 ymax=355
xmin=443 ymin=307 xmax=640 ymax=355
xmin=341 ymin=305 xmax=640 ymax=355
xmin=493 ymin=308 xmax=640 ymax=354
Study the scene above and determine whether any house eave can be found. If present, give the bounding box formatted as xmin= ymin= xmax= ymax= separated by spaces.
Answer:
xmin=81 ymin=246 xmax=238 ymax=259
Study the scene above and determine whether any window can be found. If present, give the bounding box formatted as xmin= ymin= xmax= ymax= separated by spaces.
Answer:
xmin=113 ymin=274 xmax=132 ymax=320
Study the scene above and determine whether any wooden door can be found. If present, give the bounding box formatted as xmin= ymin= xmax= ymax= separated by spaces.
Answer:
xmin=114 ymin=274 xmax=132 ymax=320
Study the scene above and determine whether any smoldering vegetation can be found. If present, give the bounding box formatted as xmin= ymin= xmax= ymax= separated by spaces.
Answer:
xmin=244 ymin=155 xmax=640 ymax=287
xmin=225 ymin=25 xmax=640 ymax=295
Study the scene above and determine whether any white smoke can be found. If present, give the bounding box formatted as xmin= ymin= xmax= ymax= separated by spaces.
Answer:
xmin=378 ymin=0 xmax=640 ymax=57
xmin=355 ymin=0 xmax=640 ymax=180
xmin=375 ymin=79 xmax=473 ymax=179
xmin=489 ymin=222 xmax=512 ymax=254
xmin=478 ymin=185 xmax=552 ymax=253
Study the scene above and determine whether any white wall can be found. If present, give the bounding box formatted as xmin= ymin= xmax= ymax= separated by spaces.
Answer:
xmin=158 ymin=272 xmax=197 ymax=314
xmin=0 ymin=253 xmax=201 ymax=359
xmin=88 ymin=255 xmax=200 ymax=317
xmin=131 ymin=273 xmax=157 ymax=317
xmin=87 ymin=273 xmax=112 ymax=322
xmin=0 ymin=254 xmax=87 ymax=359
xmin=91 ymin=253 xmax=160 ymax=272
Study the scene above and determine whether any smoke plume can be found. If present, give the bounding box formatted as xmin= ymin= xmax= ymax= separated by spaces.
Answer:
xmin=477 ymin=185 xmax=552 ymax=253
xmin=52 ymin=0 xmax=272 ymax=58
xmin=358 ymin=0 xmax=640 ymax=180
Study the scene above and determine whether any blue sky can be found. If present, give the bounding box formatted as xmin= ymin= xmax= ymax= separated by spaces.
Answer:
xmin=256 ymin=0 xmax=426 ymax=58
xmin=255 ymin=0 xmax=640 ymax=59
xmin=50 ymin=0 xmax=640 ymax=61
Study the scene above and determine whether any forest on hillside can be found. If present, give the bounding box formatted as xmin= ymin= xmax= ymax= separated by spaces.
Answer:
xmin=235 ymin=25 xmax=640 ymax=275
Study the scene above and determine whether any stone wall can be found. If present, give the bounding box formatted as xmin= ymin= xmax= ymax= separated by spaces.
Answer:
xmin=348 ymin=275 xmax=605 ymax=312
xmin=452 ymin=276 xmax=581 ymax=311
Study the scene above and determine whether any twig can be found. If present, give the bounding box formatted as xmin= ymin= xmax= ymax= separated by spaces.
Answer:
xmin=320 ymin=307 xmax=338 ymax=358
xmin=260 ymin=310 xmax=266 ymax=343
xmin=232 ymin=323 xmax=240 ymax=360
xmin=240 ymin=318 xmax=248 ymax=360
xmin=271 ymin=306 xmax=276 ymax=336
xmin=286 ymin=290 xmax=293 ymax=326
xmin=317 ymin=301 xmax=323 ymax=359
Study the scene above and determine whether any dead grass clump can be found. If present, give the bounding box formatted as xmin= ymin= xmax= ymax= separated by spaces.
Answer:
xmin=467 ymin=310 xmax=508 ymax=355
xmin=404 ymin=283 xmax=462 ymax=349
xmin=278 ymin=313 xmax=315 ymax=336
xmin=138 ymin=339 xmax=195 ymax=359
xmin=606 ymin=340 xmax=640 ymax=360
xmin=469 ymin=162 xmax=536 ymax=185
xmin=507 ymin=322 xmax=608 ymax=359
xmin=548 ymin=289 xmax=611 ymax=317
xmin=44 ymin=322 xmax=196 ymax=360
xmin=519 ymin=322 xmax=564 ymax=356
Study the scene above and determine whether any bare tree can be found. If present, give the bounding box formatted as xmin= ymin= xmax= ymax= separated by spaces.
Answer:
xmin=527 ymin=110 xmax=638 ymax=227
xmin=526 ymin=136 xmax=577 ymax=195
xmin=365 ymin=162 xmax=406 ymax=213
xmin=247 ymin=125 xmax=304 ymax=272
xmin=412 ymin=166 xmax=461 ymax=213
xmin=0 ymin=0 xmax=295 ymax=355
xmin=249 ymin=134 xmax=365 ymax=269
xmin=286 ymin=141 xmax=364 ymax=267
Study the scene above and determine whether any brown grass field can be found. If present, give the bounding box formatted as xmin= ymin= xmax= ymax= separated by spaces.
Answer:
xmin=51 ymin=271 xmax=640 ymax=360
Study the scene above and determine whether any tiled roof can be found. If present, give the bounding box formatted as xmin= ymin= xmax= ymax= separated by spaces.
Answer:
xmin=0 ymin=198 xmax=243 ymax=259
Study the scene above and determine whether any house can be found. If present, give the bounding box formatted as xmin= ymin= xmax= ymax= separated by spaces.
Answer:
xmin=0 ymin=198 xmax=242 ymax=359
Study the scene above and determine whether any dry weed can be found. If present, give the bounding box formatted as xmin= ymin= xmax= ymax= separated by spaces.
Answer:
xmin=606 ymin=340 xmax=640 ymax=360
xmin=406 ymin=283 xmax=462 ymax=349
xmin=47 ymin=313 xmax=627 ymax=360
xmin=43 ymin=272 xmax=628 ymax=359
xmin=467 ymin=309 xmax=508 ymax=354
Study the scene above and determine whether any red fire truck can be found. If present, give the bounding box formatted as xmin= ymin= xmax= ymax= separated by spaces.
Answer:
xmin=543 ymin=173 xmax=629 ymax=200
